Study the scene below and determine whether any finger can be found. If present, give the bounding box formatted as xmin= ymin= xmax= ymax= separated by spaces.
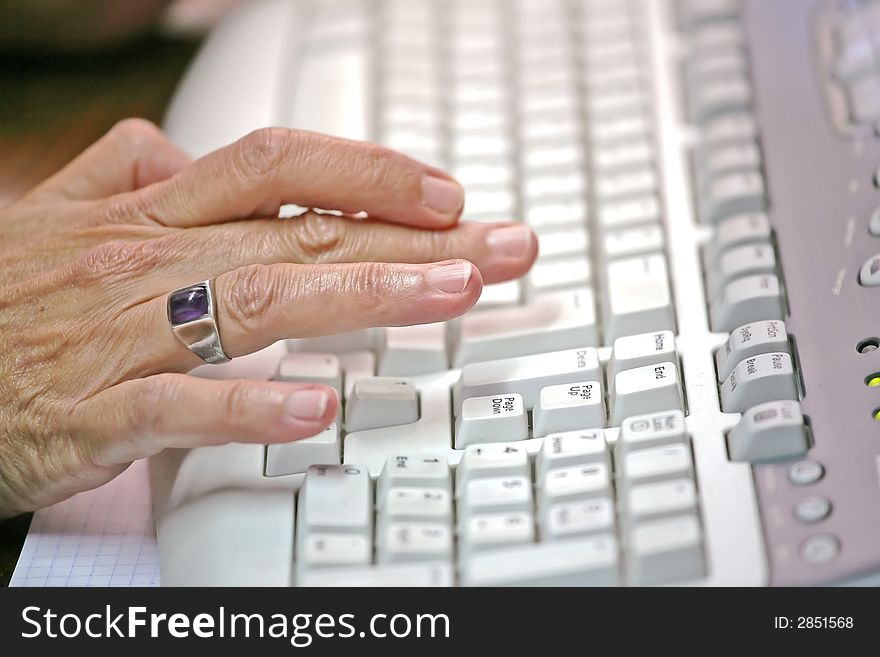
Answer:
xmin=77 ymin=375 xmax=338 ymax=464
xmin=137 ymin=259 xmax=481 ymax=370
xmin=26 ymin=119 xmax=192 ymax=203
xmin=213 ymin=215 xmax=536 ymax=285
xmin=123 ymin=215 xmax=536 ymax=294
xmin=132 ymin=128 xmax=465 ymax=229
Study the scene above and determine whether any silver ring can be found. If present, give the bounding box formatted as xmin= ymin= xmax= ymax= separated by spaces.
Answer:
xmin=167 ymin=279 xmax=230 ymax=364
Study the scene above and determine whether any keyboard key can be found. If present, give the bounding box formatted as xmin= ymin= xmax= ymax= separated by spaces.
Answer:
xmin=264 ymin=424 xmax=340 ymax=477
xmin=340 ymin=351 xmax=376 ymax=397
xmin=726 ymin=400 xmax=810 ymax=462
xmin=593 ymin=140 xmax=654 ymax=172
xmin=616 ymin=409 xmax=688 ymax=458
xmin=698 ymin=141 xmax=762 ymax=182
xmin=277 ymin=353 xmax=342 ymax=395
xmin=715 ymin=319 xmax=789 ymax=381
xmin=719 ymin=352 xmax=799 ymax=413
xmin=602 ymin=224 xmax=665 ymax=260
xmin=378 ymin=323 xmax=447 ymax=376
xmin=619 ymin=443 xmax=694 ymax=487
xmin=690 ymin=76 xmax=752 ymax=124
xmin=626 ymin=515 xmax=705 ymax=585
xmin=598 ymin=195 xmax=661 ymax=229
xmin=299 ymin=562 xmax=453 ymax=587
xmin=453 ymin=287 xmax=598 ymax=366
xmin=525 ymin=256 xmax=592 ymax=299
xmin=611 ymin=361 xmax=683 ymax=426
xmin=624 ymin=479 xmax=698 ymax=525
xmin=455 ymin=393 xmax=529 ymax=448
xmin=456 ymin=442 xmax=530 ymax=491
xmin=701 ymin=111 xmax=758 ymax=147
xmin=536 ymin=429 xmax=608 ymax=480
xmin=603 ymin=254 xmax=676 ymax=342
xmin=345 ymin=378 xmax=419 ymax=432
xmin=536 ymin=227 xmax=590 ymax=259
xmin=379 ymin=487 xmax=453 ymax=524
xmin=298 ymin=534 xmax=371 ymax=569
xmin=707 ymin=242 xmax=776 ymax=299
xmin=608 ymin=330 xmax=677 ymax=383
xmin=540 ymin=498 xmax=615 ymax=541
xmin=532 ymin=381 xmax=606 ymax=436
xmin=377 ymin=522 xmax=453 ymax=564
xmin=595 ymin=168 xmax=658 ymax=202
xmin=710 ymin=274 xmax=785 ymax=332
xmin=475 ymin=280 xmax=521 ymax=309
xmin=539 ymin=463 xmax=612 ymax=510
xmin=457 ymin=347 xmax=602 ymax=409
xmin=700 ymin=170 xmax=767 ymax=223
xmin=459 ymin=512 xmax=535 ymax=554
xmin=461 ymin=535 xmax=620 ymax=586
xmin=709 ymin=212 xmax=771 ymax=258
xmin=296 ymin=465 xmax=373 ymax=544
xmin=524 ymin=199 xmax=587 ymax=230
xmin=459 ymin=476 xmax=533 ymax=520
xmin=378 ymin=456 xmax=451 ymax=502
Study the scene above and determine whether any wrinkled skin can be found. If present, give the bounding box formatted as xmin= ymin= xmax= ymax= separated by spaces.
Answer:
xmin=0 ymin=119 xmax=537 ymax=517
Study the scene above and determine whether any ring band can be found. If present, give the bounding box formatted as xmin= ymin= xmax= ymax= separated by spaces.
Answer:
xmin=167 ymin=279 xmax=230 ymax=364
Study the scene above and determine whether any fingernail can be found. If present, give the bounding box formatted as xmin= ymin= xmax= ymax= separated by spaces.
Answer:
xmin=486 ymin=224 xmax=533 ymax=258
xmin=426 ymin=261 xmax=472 ymax=294
xmin=285 ymin=389 xmax=330 ymax=421
xmin=422 ymin=174 xmax=464 ymax=215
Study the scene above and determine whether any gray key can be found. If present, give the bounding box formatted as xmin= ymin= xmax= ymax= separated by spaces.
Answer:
xmin=847 ymin=75 xmax=880 ymax=124
xmin=710 ymin=274 xmax=785 ymax=333
xmin=697 ymin=141 xmax=762 ymax=186
xmin=701 ymin=112 xmax=758 ymax=148
xmin=719 ymin=352 xmax=799 ymax=414
xmin=794 ymin=497 xmax=831 ymax=524
xmin=858 ymin=253 xmax=880 ymax=287
xmin=700 ymin=170 xmax=767 ymax=224
xmin=457 ymin=347 xmax=601 ymax=410
xmin=726 ymin=400 xmax=810 ymax=461
xmin=708 ymin=212 xmax=771 ymax=259
xmin=625 ymin=514 xmax=705 ymax=585
xmin=706 ymin=242 xmax=776 ymax=299
xmin=345 ymin=378 xmax=419 ymax=432
xmin=715 ymin=319 xmax=789 ymax=382
xmin=869 ymin=205 xmax=880 ymax=237
xmin=690 ymin=76 xmax=752 ymax=124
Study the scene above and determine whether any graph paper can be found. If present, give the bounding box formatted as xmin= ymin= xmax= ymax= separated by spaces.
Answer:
xmin=9 ymin=459 xmax=159 ymax=587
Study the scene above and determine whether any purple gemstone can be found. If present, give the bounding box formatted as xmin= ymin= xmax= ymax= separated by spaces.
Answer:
xmin=169 ymin=285 xmax=210 ymax=324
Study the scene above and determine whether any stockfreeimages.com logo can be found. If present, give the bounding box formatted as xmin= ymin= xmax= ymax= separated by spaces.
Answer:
xmin=21 ymin=606 xmax=450 ymax=646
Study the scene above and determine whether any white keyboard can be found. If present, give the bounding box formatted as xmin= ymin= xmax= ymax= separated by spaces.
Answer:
xmin=153 ymin=0 xmax=880 ymax=587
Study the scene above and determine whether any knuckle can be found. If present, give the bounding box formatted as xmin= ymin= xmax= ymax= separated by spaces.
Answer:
xmin=72 ymin=239 xmax=163 ymax=284
xmin=357 ymin=142 xmax=405 ymax=190
xmin=218 ymin=381 xmax=252 ymax=431
xmin=129 ymin=375 xmax=176 ymax=436
xmin=108 ymin=118 xmax=163 ymax=149
xmin=223 ymin=264 xmax=278 ymax=329
xmin=342 ymin=262 xmax=395 ymax=303
xmin=288 ymin=212 xmax=346 ymax=262
xmin=236 ymin=127 xmax=292 ymax=182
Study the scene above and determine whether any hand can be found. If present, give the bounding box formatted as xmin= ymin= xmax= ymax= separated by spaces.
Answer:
xmin=0 ymin=119 xmax=537 ymax=517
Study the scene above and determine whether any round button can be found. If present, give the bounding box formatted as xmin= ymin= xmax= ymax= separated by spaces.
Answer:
xmin=800 ymin=534 xmax=840 ymax=564
xmin=859 ymin=254 xmax=880 ymax=286
xmin=789 ymin=460 xmax=824 ymax=485
xmin=794 ymin=496 xmax=832 ymax=523
xmin=870 ymin=206 xmax=880 ymax=237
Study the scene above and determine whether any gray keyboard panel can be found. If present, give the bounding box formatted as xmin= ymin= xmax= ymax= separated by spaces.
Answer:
xmin=739 ymin=0 xmax=880 ymax=586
